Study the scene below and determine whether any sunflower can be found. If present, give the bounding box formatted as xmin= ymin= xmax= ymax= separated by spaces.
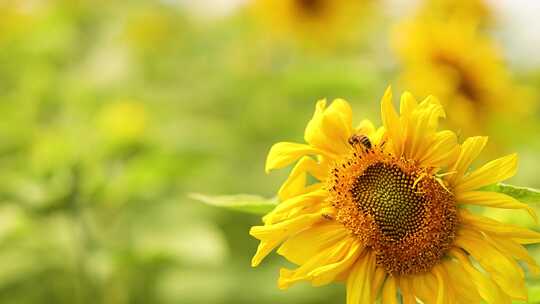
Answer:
xmin=250 ymin=88 xmax=540 ymax=303
xmin=392 ymin=18 xmax=531 ymax=136
xmin=249 ymin=0 xmax=370 ymax=46
xmin=420 ymin=0 xmax=492 ymax=26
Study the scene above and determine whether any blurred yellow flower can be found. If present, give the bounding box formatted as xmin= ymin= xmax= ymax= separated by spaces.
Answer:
xmin=98 ymin=100 xmax=147 ymax=142
xmin=250 ymin=89 xmax=540 ymax=303
xmin=250 ymin=0 xmax=370 ymax=46
xmin=392 ymin=18 xmax=531 ymax=136
xmin=421 ymin=0 xmax=492 ymax=26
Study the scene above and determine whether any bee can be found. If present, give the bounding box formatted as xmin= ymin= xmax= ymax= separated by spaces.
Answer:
xmin=348 ymin=134 xmax=372 ymax=149
xmin=322 ymin=213 xmax=334 ymax=221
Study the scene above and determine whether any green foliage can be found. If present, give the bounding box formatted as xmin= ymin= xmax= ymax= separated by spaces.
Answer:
xmin=484 ymin=183 xmax=540 ymax=204
xmin=189 ymin=193 xmax=277 ymax=215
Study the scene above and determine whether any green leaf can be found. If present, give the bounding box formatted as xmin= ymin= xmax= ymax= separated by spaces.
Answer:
xmin=484 ymin=183 xmax=540 ymax=203
xmin=188 ymin=193 xmax=277 ymax=215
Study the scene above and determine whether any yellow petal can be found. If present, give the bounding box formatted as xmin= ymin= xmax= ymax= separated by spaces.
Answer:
xmin=278 ymin=237 xmax=363 ymax=289
xmin=416 ymin=95 xmax=445 ymax=130
xmin=309 ymin=241 xmax=363 ymax=287
xmin=411 ymin=272 xmax=437 ymax=304
xmin=304 ymin=99 xmax=353 ymax=156
xmin=460 ymin=209 xmax=540 ymax=244
xmin=355 ymin=119 xmax=376 ymax=135
xmin=455 ymin=228 xmax=527 ymax=300
xmin=278 ymin=156 xmax=330 ymax=201
xmin=433 ymin=265 xmax=449 ymax=304
xmin=250 ymin=212 xmax=325 ymax=267
xmin=278 ymin=171 xmax=306 ymax=202
xmin=418 ymin=130 xmax=459 ymax=168
xmin=455 ymin=153 xmax=518 ymax=193
xmin=263 ymin=189 xmax=327 ymax=224
xmin=277 ymin=221 xmax=349 ymax=265
xmin=446 ymin=136 xmax=488 ymax=186
xmin=265 ymin=142 xmax=328 ymax=173
xmin=399 ymin=91 xmax=418 ymax=116
xmin=372 ymin=126 xmax=386 ymax=146
xmin=450 ymin=249 xmax=512 ymax=304
xmin=457 ymin=190 xmax=537 ymax=222
xmin=486 ymin=234 xmax=540 ymax=275
xmin=399 ymin=276 xmax=417 ymax=304
xmin=382 ymin=276 xmax=398 ymax=304
xmin=442 ymin=259 xmax=481 ymax=304
xmin=403 ymin=95 xmax=445 ymax=162
xmin=323 ymin=99 xmax=353 ymax=138
xmin=346 ymin=251 xmax=376 ymax=304
xmin=305 ymin=99 xmax=327 ymax=143
xmin=380 ymin=87 xmax=402 ymax=156
xmin=371 ymin=267 xmax=387 ymax=302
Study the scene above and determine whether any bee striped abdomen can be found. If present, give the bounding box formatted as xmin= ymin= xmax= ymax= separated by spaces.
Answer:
xmin=348 ymin=134 xmax=372 ymax=149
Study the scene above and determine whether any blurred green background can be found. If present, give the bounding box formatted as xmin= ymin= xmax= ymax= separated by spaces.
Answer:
xmin=0 ymin=0 xmax=539 ymax=303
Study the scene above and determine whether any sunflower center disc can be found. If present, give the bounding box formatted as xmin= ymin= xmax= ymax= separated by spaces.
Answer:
xmin=352 ymin=163 xmax=426 ymax=241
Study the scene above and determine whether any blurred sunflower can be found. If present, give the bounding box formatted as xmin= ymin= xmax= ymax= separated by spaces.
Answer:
xmin=250 ymin=89 xmax=540 ymax=303
xmin=421 ymin=0 xmax=492 ymax=26
xmin=392 ymin=18 xmax=531 ymax=136
xmin=250 ymin=0 xmax=370 ymax=46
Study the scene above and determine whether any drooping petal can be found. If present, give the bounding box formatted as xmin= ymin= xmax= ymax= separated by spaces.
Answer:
xmin=433 ymin=265 xmax=450 ymax=304
xmin=370 ymin=267 xmax=387 ymax=302
xmin=278 ymin=156 xmax=330 ymax=201
xmin=460 ymin=209 xmax=540 ymax=244
xmin=455 ymin=153 xmax=518 ymax=193
xmin=346 ymin=251 xmax=376 ymax=304
xmin=250 ymin=211 xmax=326 ymax=266
xmin=263 ymin=189 xmax=328 ymax=224
xmin=278 ymin=237 xmax=363 ymax=289
xmin=446 ymin=136 xmax=488 ymax=186
xmin=441 ymin=259 xmax=482 ymax=304
xmin=456 ymin=190 xmax=537 ymax=221
xmin=382 ymin=276 xmax=398 ymax=304
xmin=277 ymin=221 xmax=349 ymax=265
xmin=411 ymin=271 xmax=437 ymax=304
xmin=455 ymin=228 xmax=528 ymax=300
xmin=399 ymin=276 xmax=417 ymax=304
xmin=450 ymin=249 xmax=512 ymax=304
xmin=486 ymin=234 xmax=540 ymax=275
xmin=265 ymin=142 xmax=329 ymax=173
